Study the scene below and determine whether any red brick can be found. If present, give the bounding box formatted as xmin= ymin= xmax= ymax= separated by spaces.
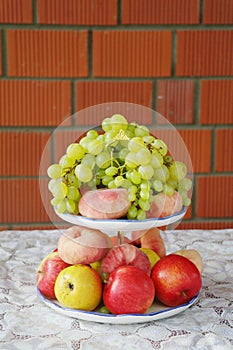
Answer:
xmin=197 ymin=176 xmax=233 ymax=218
xmin=179 ymin=129 xmax=212 ymax=173
xmin=0 ymin=80 xmax=71 ymax=126
xmin=179 ymin=221 xmax=233 ymax=229
xmin=93 ymin=31 xmax=172 ymax=77
xmin=215 ymin=129 xmax=233 ymax=172
xmin=122 ymin=0 xmax=200 ymax=24
xmin=7 ymin=30 xmax=88 ymax=77
xmin=200 ymin=80 xmax=233 ymax=124
xmin=76 ymin=81 xmax=153 ymax=124
xmin=38 ymin=0 xmax=117 ymax=25
xmin=151 ymin=128 xmax=212 ymax=173
xmin=0 ymin=31 xmax=2 ymax=76
xmin=176 ymin=30 xmax=233 ymax=76
xmin=0 ymin=179 xmax=50 ymax=223
xmin=204 ymin=0 xmax=233 ymax=24
xmin=0 ymin=132 xmax=50 ymax=176
xmin=0 ymin=0 xmax=32 ymax=23
xmin=157 ymin=80 xmax=194 ymax=124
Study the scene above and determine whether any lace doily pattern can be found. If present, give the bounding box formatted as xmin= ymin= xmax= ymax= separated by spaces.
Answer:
xmin=0 ymin=229 xmax=232 ymax=349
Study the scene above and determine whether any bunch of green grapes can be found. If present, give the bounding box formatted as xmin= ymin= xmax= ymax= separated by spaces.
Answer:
xmin=47 ymin=114 xmax=192 ymax=219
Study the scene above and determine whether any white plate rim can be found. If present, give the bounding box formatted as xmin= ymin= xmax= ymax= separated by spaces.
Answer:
xmin=37 ymin=287 xmax=199 ymax=324
xmin=54 ymin=207 xmax=187 ymax=234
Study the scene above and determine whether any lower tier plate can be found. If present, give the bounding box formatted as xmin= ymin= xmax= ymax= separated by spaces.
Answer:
xmin=37 ymin=287 xmax=199 ymax=325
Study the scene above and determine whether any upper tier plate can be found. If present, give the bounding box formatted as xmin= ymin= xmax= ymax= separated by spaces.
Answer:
xmin=54 ymin=207 xmax=187 ymax=235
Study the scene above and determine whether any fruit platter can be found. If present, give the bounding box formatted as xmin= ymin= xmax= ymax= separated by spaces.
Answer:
xmin=38 ymin=103 xmax=202 ymax=323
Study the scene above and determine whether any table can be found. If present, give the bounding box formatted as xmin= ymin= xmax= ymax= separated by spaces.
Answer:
xmin=0 ymin=229 xmax=232 ymax=349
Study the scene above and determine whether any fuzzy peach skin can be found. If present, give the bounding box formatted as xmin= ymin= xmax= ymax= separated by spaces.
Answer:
xmin=58 ymin=226 xmax=110 ymax=265
xmin=146 ymin=191 xmax=183 ymax=218
xmin=131 ymin=227 xmax=166 ymax=257
xmin=174 ymin=249 xmax=204 ymax=274
xmin=78 ymin=188 xmax=131 ymax=219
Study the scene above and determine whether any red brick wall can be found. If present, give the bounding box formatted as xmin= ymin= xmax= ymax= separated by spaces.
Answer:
xmin=0 ymin=0 xmax=232 ymax=230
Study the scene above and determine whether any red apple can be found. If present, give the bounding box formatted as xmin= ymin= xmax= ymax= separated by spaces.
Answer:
xmin=131 ymin=227 xmax=166 ymax=257
xmin=100 ymin=243 xmax=151 ymax=277
xmin=103 ymin=265 xmax=155 ymax=314
xmin=36 ymin=251 xmax=71 ymax=299
xmin=58 ymin=226 xmax=110 ymax=265
xmin=78 ymin=188 xmax=130 ymax=219
xmin=151 ymin=254 xmax=202 ymax=307
xmin=146 ymin=191 xmax=183 ymax=218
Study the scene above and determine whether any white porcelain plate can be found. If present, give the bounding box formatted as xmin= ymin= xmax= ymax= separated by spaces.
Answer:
xmin=37 ymin=287 xmax=199 ymax=324
xmin=54 ymin=207 xmax=187 ymax=236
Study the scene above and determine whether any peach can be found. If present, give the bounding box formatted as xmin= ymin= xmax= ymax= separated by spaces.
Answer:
xmin=78 ymin=188 xmax=131 ymax=219
xmin=131 ymin=227 xmax=166 ymax=257
xmin=146 ymin=191 xmax=183 ymax=218
xmin=58 ymin=225 xmax=110 ymax=265
xmin=100 ymin=244 xmax=151 ymax=277
xmin=174 ymin=249 xmax=204 ymax=274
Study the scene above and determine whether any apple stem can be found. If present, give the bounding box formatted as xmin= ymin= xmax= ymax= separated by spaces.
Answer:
xmin=117 ymin=231 xmax=124 ymax=245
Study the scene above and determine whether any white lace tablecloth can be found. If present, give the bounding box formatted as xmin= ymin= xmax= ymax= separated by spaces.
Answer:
xmin=0 ymin=229 xmax=232 ymax=349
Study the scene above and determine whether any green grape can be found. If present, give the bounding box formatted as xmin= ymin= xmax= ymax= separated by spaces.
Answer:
xmin=87 ymin=139 xmax=104 ymax=156
xmin=136 ymin=147 xmax=152 ymax=165
xmin=169 ymin=161 xmax=187 ymax=180
xmin=47 ymin=164 xmax=62 ymax=179
xmin=151 ymin=152 xmax=163 ymax=169
xmin=137 ymin=209 xmax=146 ymax=220
xmin=56 ymin=200 xmax=66 ymax=213
xmin=67 ymin=186 xmax=80 ymax=201
xmin=97 ymin=134 xmax=105 ymax=143
xmin=102 ymin=117 xmax=112 ymax=132
xmin=50 ymin=197 xmax=60 ymax=206
xmin=65 ymin=199 xmax=76 ymax=213
xmin=111 ymin=114 xmax=128 ymax=131
xmin=52 ymin=181 xmax=67 ymax=199
xmin=114 ymin=175 xmax=124 ymax=187
xmin=152 ymin=139 xmax=168 ymax=156
xmin=154 ymin=165 xmax=169 ymax=183
xmin=138 ymin=198 xmax=150 ymax=211
xmin=139 ymin=189 xmax=150 ymax=200
xmin=128 ymin=185 xmax=138 ymax=194
xmin=128 ymin=192 xmax=136 ymax=201
xmin=120 ymin=179 xmax=132 ymax=189
xmin=79 ymin=136 xmax=91 ymax=151
xmin=128 ymin=137 xmax=145 ymax=152
xmin=135 ymin=125 xmax=149 ymax=137
xmin=130 ymin=170 xmax=142 ymax=185
xmin=82 ymin=154 xmax=96 ymax=169
xmin=67 ymin=173 xmax=79 ymax=187
xmin=66 ymin=143 xmax=85 ymax=160
xmin=119 ymin=147 xmax=129 ymax=161
xmin=140 ymin=181 xmax=150 ymax=190
xmin=102 ymin=175 xmax=113 ymax=186
xmin=75 ymin=164 xmax=92 ymax=182
xmin=125 ymin=152 xmax=139 ymax=168
xmin=152 ymin=179 xmax=163 ymax=192
xmin=163 ymin=183 xmax=175 ymax=196
xmin=143 ymin=135 xmax=155 ymax=144
xmin=96 ymin=152 xmax=111 ymax=169
xmin=59 ymin=155 xmax=75 ymax=169
xmin=179 ymin=177 xmax=192 ymax=191
xmin=105 ymin=166 xmax=118 ymax=176
xmin=179 ymin=189 xmax=191 ymax=206
xmin=138 ymin=164 xmax=154 ymax=180
xmin=164 ymin=155 xmax=173 ymax=164
xmin=167 ymin=177 xmax=178 ymax=190
xmin=127 ymin=205 xmax=138 ymax=219
xmin=86 ymin=130 xmax=98 ymax=139
xmin=108 ymin=180 xmax=117 ymax=189
xmin=48 ymin=179 xmax=57 ymax=193
xmin=104 ymin=130 xmax=118 ymax=144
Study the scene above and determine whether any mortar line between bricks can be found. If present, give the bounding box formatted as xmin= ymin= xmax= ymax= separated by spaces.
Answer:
xmin=200 ymin=0 xmax=204 ymax=25
xmin=171 ymin=31 xmax=177 ymax=77
xmin=194 ymin=79 xmax=201 ymax=125
xmin=0 ymin=24 xmax=233 ymax=30
xmin=0 ymin=76 xmax=233 ymax=81
xmin=1 ymin=29 xmax=8 ymax=76
xmin=117 ymin=0 xmax=122 ymax=25
xmin=32 ymin=0 xmax=38 ymax=24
